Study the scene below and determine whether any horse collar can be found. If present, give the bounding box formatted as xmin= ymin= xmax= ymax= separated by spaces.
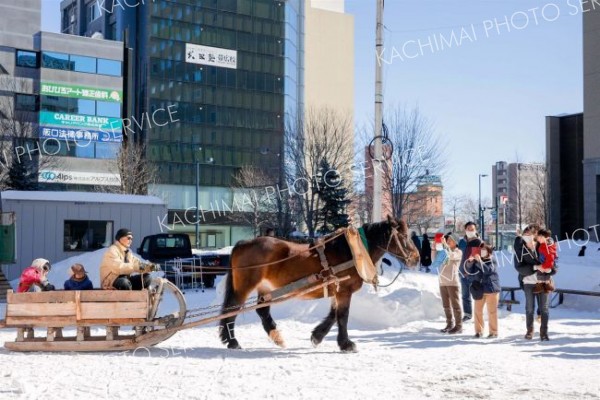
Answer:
xmin=358 ymin=227 xmax=369 ymax=251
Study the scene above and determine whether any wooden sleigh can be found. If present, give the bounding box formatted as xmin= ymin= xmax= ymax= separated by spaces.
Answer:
xmin=0 ymin=279 xmax=187 ymax=352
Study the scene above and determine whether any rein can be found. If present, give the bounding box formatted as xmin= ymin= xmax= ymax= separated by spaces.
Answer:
xmin=219 ymin=229 xmax=347 ymax=270
xmin=374 ymin=226 xmax=412 ymax=288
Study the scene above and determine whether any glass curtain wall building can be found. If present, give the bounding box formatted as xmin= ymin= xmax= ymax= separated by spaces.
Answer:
xmin=61 ymin=0 xmax=305 ymax=246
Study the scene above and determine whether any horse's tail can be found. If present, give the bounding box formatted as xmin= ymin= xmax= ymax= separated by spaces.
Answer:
xmin=219 ymin=266 xmax=240 ymax=346
xmin=222 ymin=270 xmax=236 ymax=310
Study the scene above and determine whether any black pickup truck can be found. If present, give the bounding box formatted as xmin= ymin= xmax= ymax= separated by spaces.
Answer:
xmin=137 ymin=233 xmax=229 ymax=288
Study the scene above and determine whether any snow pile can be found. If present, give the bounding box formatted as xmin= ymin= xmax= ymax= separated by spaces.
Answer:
xmin=212 ymin=255 xmax=443 ymax=331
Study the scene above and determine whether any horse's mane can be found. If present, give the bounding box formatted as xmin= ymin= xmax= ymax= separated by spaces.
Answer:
xmin=361 ymin=219 xmax=406 ymax=250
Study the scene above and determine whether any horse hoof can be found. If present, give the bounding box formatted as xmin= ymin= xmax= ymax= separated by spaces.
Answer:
xmin=310 ymin=334 xmax=322 ymax=348
xmin=339 ymin=341 xmax=357 ymax=353
xmin=269 ymin=329 xmax=286 ymax=348
xmin=227 ymin=340 xmax=242 ymax=350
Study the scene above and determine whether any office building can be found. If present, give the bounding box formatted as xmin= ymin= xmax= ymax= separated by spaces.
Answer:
xmin=60 ymin=0 xmax=326 ymax=246
xmin=583 ymin=7 xmax=600 ymax=238
xmin=546 ymin=113 xmax=584 ymax=239
xmin=0 ymin=0 xmax=124 ymax=191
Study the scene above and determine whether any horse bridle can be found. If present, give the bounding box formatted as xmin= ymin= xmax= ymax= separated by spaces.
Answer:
xmin=378 ymin=226 xmax=413 ymax=264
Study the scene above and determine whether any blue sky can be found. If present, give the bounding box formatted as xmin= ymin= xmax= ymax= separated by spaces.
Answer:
xmin=41 ymin=0 xmax=584 ymax=206
xmin=346 ymin=0 xmax=583 ymax=204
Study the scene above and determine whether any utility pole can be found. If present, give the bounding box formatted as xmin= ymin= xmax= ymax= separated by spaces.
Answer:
xmin=372 ymin=0 xmax=384 ymax=222
xmin=495 ymin=195 xmax=499 ymax=249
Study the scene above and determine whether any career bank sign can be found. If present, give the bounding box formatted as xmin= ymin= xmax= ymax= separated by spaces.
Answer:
xmin=185 ymin=43 xmax=237 ymax=69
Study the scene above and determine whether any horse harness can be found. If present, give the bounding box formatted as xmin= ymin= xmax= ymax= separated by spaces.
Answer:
xmin=378 ymin=226 xmax=412 ymax=264
xmin=313 ymin=238 xmax=355 ymax=297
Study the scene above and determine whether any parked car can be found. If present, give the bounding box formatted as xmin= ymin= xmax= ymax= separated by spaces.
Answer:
xmin=137 ymin=233 xmax=229 ymax=288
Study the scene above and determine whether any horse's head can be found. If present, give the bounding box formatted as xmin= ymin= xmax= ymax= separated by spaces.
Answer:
xmin=362 ymin=216 xmax=420 ymax=267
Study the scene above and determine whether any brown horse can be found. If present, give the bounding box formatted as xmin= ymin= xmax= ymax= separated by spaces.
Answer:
xmin=218 ymin=217 xmax=420 ymax=352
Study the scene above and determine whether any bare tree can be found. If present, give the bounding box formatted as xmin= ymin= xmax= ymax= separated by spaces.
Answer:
xmin=100 ymin=139 xmax=157 ymax=195
xmin=461 ymin=196 xmax=480 ymax=226
xmin=446 ymin=194 xmax=467 ymax=232
xmin=285 ymin=107 xmax=355 ymax=237
xmin=377 ymin=106 xmax=446 ymax=221
xmin=229 ymin=165 xmax=279 ymax=237
xmin=525 ymin=163 xmax=547 ymax=227
xmin=0 ymin=77 xmax=41 ymax=190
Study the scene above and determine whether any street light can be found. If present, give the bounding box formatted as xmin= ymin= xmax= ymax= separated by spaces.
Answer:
xmin=478 ymin=173 xmax=488 ymax=241
xmin=195 ymin=147 xmax=214 ymax=250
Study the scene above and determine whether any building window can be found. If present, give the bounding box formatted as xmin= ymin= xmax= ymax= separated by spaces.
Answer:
xmin=64 ymin=220 xmax=113 ymax=251
xmin=16 ymin=50 xmax=39 ymax=68
xmin=97 ymin=58 xmax=122 ymax=76
xmin=109 ymin=22 xmax=117 ymax=40
xmin=70 ymin=54 xmax=96 ymax=73
xmin=95 ymin=142 xmax=120 ymax=159
xmin=87 ymin=1 xmax=101 ymax=23
xmin=42 ymin=51 xmax=70 ymax=70
xmin=14 ymin=94 xmax=38 ymax=111
xmin=96 ymin=101 xmax=121 ymax=117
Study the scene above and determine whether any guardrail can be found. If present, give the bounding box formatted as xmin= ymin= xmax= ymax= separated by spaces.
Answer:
xmin=550 ymin=288 xmax=600 ymax=308
xmin=499 ymin=286 xmax=600 ymax=310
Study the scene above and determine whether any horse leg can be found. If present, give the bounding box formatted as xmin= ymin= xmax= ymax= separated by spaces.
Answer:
xmin=310 ymin=300 xmax=337 ymax=347
xmin=335 ymin=292 xmax=357 ymax=353
xmin=219 ymin=273 xmax=249 ymax=349
xmin=256 ymin=301 xmax=285 ymax=348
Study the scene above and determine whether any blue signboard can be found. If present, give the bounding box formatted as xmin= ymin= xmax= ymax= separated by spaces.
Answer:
xmin=39 ymin=126 xmax=122 ymax=143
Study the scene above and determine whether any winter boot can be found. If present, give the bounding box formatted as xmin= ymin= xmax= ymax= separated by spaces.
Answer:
xmin=524 ymin=328 xmax=534 ymax=340
xmin=440 ymin=323 xmax=454 ymax=333
xmin=540 ymin=327 xmax=550 ymax=341
xmin=448 ymin=325 xmax=463 ymax=334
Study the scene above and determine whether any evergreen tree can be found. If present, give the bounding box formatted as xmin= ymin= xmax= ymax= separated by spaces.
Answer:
xmin=6 ymin=144 xmax=38 ymax=190
xmin=318 ymin=159 xmax=350 ymax=234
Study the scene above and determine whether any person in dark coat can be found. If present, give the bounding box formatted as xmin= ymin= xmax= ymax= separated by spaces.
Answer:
xmin=514 ymin=224 xmax=549 ymax=340
xmin=458 ymin=222 xmax=482 ymax=321
xmin=420 ymin=234 xmax=432 ymax=272
xmin=64 ymin=263 xmax=94 ymax=290
xmin=464 ymin=243 xmax=501 ymax=338
xmin=411 ymin=232 xmax=422 ymax=269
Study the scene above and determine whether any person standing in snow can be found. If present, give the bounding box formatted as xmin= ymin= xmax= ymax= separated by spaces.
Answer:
xmin=458 ymin=222 xmax=482 ymax=321
xmin=514 ymin=225 xmax=548 ymax=340
xmin=437 ymin=233 xmax=464 ymax=334
xmin=464 ymin=243 xmax=501 ymax=338
xmin=420 ymin=233 xmax=432 ymax=273
xmin=17 ymin=258 xmax=55 ymax=292
xmin=531 ymin=228 xmax=557 ymax=341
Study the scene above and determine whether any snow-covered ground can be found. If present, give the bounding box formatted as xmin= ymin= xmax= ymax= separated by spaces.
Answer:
xmin=1 ymin=241 xmax=599 ymax=399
